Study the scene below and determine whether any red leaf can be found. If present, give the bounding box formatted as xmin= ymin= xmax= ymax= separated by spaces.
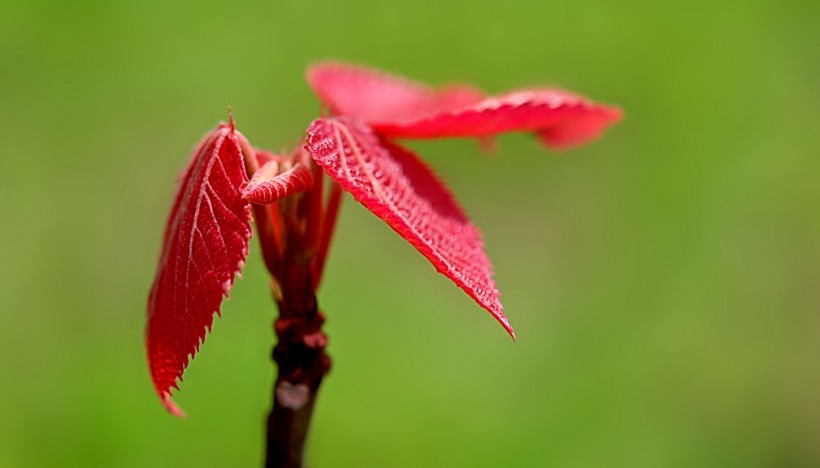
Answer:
xmin=305 ymin=117 xmax=514 ymax=338
xmin=307 ymin=61 xmax=621 ymax=149
xmin=147 ymin=122 xmax=253 ymax=416
xmin=307 ymin=61 xmax=485 ymax=124
xmin=242 ymin=158 xmax=314 ymax=205
xmin=371 ymin=88 xmax=623 ymax=149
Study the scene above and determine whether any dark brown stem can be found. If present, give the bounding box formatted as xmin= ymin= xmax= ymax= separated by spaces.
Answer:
xmin=265 ymin=283 xmax=331 ymax=468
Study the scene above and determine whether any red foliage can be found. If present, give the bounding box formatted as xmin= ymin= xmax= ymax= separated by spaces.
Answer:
xmin=373 ymin=88 xmax=623 ymax=149
xmin=308 ymin=62 xmax=622 ymax=149
xmin=307 ymin=61 xmax=484 ymax=124
xmin=147 ymin=62 xmax=622 ymax=414
xmin=146 ymin=123 xmax=253 ymax=416
xmin=306 ymin=117 xmax=513 ymax=337
xmin=242 ymin=158 xmax=315 ymax=205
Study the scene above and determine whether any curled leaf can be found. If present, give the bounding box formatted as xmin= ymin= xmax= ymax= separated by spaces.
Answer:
xmin=146 ymin=122 xmax=253 ymax=416
xmin=242 ymin=158 xmax=314 ymax=205
xmin=306 ymin=117 xmax=514 ymax=338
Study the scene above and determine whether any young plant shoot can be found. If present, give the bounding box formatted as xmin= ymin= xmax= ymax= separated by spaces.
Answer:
xmin=146 ymin=61 xmax=622 ymax=466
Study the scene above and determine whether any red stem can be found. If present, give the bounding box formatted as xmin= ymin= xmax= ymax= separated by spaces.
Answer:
xmin=311 ymin=181 xmax=342 ymax=289
xmin=253 ymin=204 xmax=285 ymax=283
xmin=263 ymin=157 xmax=332 ymax=467
xmin=301 ymin=153 xmax=325 ymax=255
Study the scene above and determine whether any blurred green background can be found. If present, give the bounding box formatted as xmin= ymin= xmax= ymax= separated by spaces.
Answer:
xmin=1 ymin=0 xmax=818 ymax=466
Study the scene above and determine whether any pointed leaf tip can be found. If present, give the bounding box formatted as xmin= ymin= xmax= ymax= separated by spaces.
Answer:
xmin=162 ymin=393 xmax=187 ymax=418
xmin=146 ymin=123 xmax=253 ymax=413
xmin=305 ymin=117 xmax=513 ymax=336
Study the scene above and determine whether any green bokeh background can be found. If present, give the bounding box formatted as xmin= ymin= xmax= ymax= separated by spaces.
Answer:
xmin=1 ymin=0 xmax=818 ymax=466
